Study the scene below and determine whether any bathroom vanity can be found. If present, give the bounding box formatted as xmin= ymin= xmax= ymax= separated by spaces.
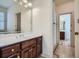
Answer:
xmin=0 ymin=34 xmax=42 ymax=58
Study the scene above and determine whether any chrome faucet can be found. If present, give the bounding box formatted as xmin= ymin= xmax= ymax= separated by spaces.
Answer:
xmin=16 ymin=34 xmax=24 ymax=39
xmin=19 ymin=34 xmax=24 ymax=38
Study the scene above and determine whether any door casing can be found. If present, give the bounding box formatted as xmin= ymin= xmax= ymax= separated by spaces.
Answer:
xmin=57 ymin=12 xmax=75 ymax=47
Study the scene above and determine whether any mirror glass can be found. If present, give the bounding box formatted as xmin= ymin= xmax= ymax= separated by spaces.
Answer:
xmin=0 ymin=0 xmax=32 ymax=34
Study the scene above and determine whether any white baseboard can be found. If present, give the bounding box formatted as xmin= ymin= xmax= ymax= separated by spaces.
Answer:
xmin=41 ymin=53 xmax=53 ymax=58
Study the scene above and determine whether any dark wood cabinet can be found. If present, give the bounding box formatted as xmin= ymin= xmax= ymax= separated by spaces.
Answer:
xmin=30 ymin=44 xmax=37 ymax=58
xmin=21 ymin=44 xmax=37 ymax=58
xmin=21 ymin=48 xmax=30 ymax=58
xmin=21 ymin=39 xmax=37 ymax=58
xmin=8 ymin=53 xmax=20 ymax=58
xmin=0 ymin=36 xmax=42 ymax=58
xmin=1 ymin=44 xmax=20 ymax=58
xmin=36 ymin=37 xmax=42 ymax=57
xmin=60 ymin=32 xmax=65 ymax=40
xmin=22 ymin=45 xmax=37 ymax=58
xmin=31 ymin=46 xmax=37 ymax=58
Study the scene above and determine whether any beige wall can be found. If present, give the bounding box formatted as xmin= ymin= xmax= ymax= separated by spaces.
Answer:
xmin=56 ymin=1 xmax=74 ymax=14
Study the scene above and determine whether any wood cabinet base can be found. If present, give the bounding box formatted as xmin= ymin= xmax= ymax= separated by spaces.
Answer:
xmin=0 ymin=36 xmax=42 ymax=58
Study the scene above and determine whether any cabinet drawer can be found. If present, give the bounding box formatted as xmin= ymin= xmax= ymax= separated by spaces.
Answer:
xmin=22 ymin=39 xmax=36 ymax=49
xmin=2 ymin=44 xmax=20 ymax=57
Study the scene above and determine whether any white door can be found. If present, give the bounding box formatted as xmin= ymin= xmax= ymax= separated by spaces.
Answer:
xmin=75 ymin=0 xmax=79 ymax=57
xmin=70 ymin=13 xmax=75 ymax=47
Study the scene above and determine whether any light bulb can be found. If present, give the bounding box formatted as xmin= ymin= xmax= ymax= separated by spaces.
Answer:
xmin=28 ymin=3 xmax=32 ymax=7
xmin=23 ymin=0 xmax=28 ymax=3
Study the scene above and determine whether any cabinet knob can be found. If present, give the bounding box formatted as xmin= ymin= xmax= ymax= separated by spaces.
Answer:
xmin=11 ymin=49 xmax=15 ymax=52
xmin=29 ymin=48 xmax=32 ymax=52
xmin=29 ymin=50 xmax=31 ymax=52
xmin=17 ymin=56 xmax=20 ymax=58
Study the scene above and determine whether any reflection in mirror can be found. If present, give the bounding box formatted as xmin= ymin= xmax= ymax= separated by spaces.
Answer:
xmin=0 ymin=0 xmax=32 ymax=34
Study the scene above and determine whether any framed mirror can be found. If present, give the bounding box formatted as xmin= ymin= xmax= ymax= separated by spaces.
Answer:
xmin=0 ymin=0 xmax=33 ymax=34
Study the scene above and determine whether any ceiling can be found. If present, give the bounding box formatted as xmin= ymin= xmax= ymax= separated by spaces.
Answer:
xmin=55 ymin=0 xmax=74 ymax=6
xmin=0 ymin=0 xmax=74 ymax=8
xmin=0 ymin=0 xmax=15 ymax=8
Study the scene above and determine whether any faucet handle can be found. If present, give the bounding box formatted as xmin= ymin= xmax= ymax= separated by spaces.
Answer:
xmin=19 ymin=34 xmax=24 ymax=38
xmin=16 ymin=36 xmax=18 ymax=39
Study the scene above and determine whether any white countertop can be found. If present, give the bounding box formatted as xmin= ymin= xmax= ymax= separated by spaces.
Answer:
xmin=0 ymin=33 xmax=42 ymax=48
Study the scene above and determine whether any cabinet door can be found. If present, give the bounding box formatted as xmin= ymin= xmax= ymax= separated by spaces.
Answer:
xmin=37 ymin=45 xmax=41 ymax=56
xmin=1 ymin=44 xmax=20 ymax=58
xmin=22 ymin=44 xmax=37 ymax=58
xmin=28 ymin=44 xmax=37 ymax=58
xmin=36 ymin=37 xmax=42 ymax=57
xmin=8 ymin=53 xmax=20 ymax=58
xmin=31 ymin=46 xmax=37 ymax=58
xmin=21 ymin=49 xmax=29 ymax=58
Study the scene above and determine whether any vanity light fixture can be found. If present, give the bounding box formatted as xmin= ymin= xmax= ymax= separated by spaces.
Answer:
xmin=14 ymin=0 xmax=32 ymax=8
xmin=24 ymin=3 xmax=32 ymax=8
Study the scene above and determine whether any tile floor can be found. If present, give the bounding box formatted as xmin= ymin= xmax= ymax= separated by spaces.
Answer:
xmin=53 ymin=40 xmax=75 ymax=58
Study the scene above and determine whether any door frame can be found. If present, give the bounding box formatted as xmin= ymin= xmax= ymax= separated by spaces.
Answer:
xmin=57 ymin=12 xmax=75 ymax=46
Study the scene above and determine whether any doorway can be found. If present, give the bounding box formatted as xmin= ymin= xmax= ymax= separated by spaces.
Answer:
xmin=59 ymin=13 xmax=72 ymax=44
xmin=54 ymin=0 xmax=75 ymax=58
xmin=53 ymin=13 xmax=75 ymax=58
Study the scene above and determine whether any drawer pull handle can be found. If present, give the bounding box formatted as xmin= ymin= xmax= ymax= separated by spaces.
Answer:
xmin=11 ymin=49 xmax=15 ymax=52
